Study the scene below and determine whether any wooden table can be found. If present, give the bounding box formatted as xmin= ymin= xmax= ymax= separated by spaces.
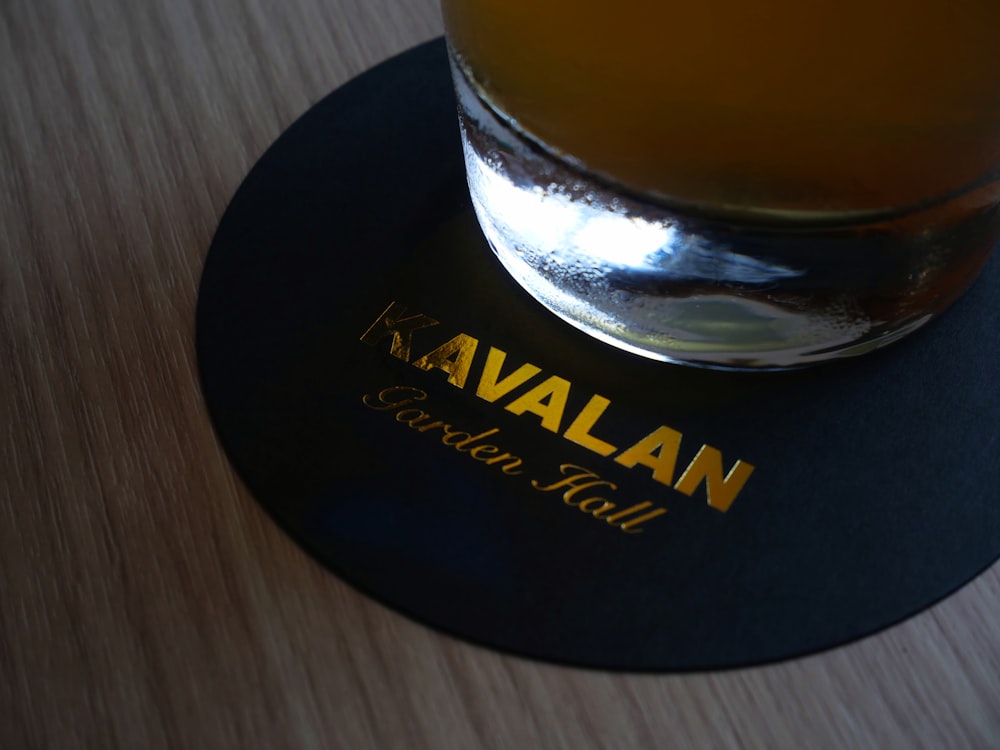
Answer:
xmin=3 ymin=1 xmax=998 ymax=747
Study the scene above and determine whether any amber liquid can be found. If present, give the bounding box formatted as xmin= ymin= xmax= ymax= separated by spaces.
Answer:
xmin=443 ymin=0 xmax=1000 ymax=218
xmin=444 ymin=0 xmax=1000 ymax=366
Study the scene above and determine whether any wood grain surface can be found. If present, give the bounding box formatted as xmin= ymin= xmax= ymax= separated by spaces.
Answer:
xmin=2 ymin=1 xmax=998 ymax=748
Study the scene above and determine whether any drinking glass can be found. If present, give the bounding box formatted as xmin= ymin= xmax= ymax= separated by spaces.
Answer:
xmin=441 ymin=0 xmax=1000 ymax=369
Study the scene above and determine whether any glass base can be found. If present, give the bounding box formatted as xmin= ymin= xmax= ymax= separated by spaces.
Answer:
xmin=450 ymin=54 xmax=1000 ymax=370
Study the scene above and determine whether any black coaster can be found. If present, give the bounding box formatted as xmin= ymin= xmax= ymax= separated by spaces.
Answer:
xmin=196 ymin=38 xmax=1000 ymax=671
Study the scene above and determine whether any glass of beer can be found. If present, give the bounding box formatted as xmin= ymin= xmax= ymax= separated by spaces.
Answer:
xmin=441 ymin=0 xmax=1000 ymax=368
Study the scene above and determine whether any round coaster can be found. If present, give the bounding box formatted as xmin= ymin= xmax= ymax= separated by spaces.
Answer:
xmin=196 ymin=38 xmax=1000 ymax=671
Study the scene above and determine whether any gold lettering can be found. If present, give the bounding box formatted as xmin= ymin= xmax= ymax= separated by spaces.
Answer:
xmin=362 ymin=386 xmax=428 ymax=410
xmin=395 ymin=408 xmax=432 ymax=427
xmin=482 ymin=453 xmax=524 ymax=475
xmin=413 ymin=419 xmax=447 ymax=433
xmin=504 ymin=375 xmax=571 ymax=432
xmin=673 ymin=445 xmax=755 ymax=513
xmin=562 ymin=394 xmax=618 ymax=457
xmin=614 ymin=425 xmax=683 ymax=487
xmin=531 ymin=464 xmax=618 ymax=504
xmin=411 ymin=333 xmax=479 ymax=387
xmin=360 ymin=302 xmax=439 ymax=361
xmin=362 ymin=307 xmax=753 ymax=521
xmin=442 ymin=428 xmax=501 ymax=450
xmin=363 ymin=386 xmax=523 ymax=476
xmin=475 ymin=347 xmax=542 ymax=402
xmin=470 ymin=444 xmax=500 ymax=459
xmin=530 ymin=466 xmax=665 ymax=532
xmin=578 ymin=497 xmax=616 ymax=516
